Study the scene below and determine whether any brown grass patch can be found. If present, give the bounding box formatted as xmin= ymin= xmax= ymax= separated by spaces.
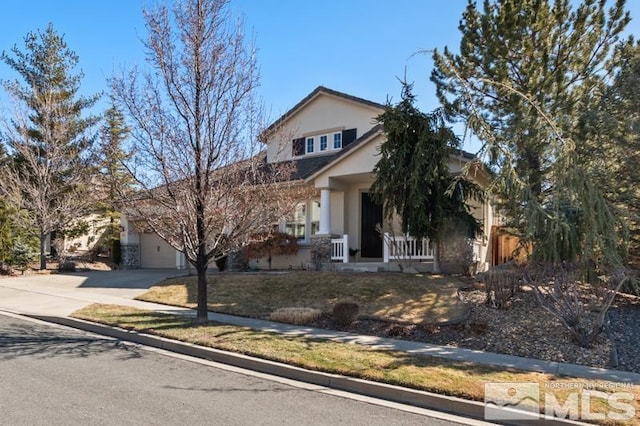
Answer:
xmin=136 ymin=271 xmax=467 ymax=324
xmin=269 ymin=307 xmax=323 ymax=325
xmin=72 ymin=304 xmax=640 ymax=425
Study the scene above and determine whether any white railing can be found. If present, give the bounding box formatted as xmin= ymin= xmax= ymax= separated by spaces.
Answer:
xmin=383 ymin=233 xmax=434 ymax=262
xmin=330 ymin=234 xmax=349 ymax=263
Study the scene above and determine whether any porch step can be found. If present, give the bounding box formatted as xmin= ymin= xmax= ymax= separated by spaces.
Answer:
xmin=334 ymin=264 xmax=388 ymax=273
xmin=332 ymin=261 xmax=435 ymax=273
xmin=332 ymin=262 xmax=391 ymax=273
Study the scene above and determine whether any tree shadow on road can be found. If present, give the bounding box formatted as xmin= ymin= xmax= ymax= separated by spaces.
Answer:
xmin=0 ymin=319 xmax=143 ymax=361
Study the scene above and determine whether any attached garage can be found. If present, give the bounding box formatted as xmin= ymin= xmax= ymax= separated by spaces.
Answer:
xmin=140 ymin=233 xmax=176 ymax=268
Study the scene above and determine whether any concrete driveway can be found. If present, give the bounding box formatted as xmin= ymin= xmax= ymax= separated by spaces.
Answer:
xmin=0 ymin=269 xmax=188 ymax=317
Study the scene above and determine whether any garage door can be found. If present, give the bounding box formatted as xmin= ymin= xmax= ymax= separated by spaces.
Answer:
xmin=140 ymin=233 xmax=176 ymax=268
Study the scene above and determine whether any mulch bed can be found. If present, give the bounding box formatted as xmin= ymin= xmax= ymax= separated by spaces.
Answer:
xmin=308 ymin=285 xmax=640 ymax=373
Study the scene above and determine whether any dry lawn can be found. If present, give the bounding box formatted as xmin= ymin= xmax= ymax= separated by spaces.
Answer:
xmin=72 ymin=303 xmax=640 ymax=426
xmin=136 ymin=271 xmax=468 ymax=324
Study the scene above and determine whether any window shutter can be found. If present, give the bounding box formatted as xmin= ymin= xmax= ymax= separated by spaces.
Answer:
xmin=342 ymin=128 xmax=357 ymax=147
xmin=292 ymin=137 xmax=304 ymax=156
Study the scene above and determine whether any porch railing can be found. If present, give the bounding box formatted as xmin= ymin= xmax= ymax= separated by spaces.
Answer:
xmin=330 ymin=234 xmax=349 ymax=263
xmin=383 ymin=233 xmax=434 ymax=262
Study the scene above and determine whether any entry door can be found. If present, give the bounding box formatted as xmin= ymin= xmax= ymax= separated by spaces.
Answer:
xmin=360 ymin=193 xmax=383 ymax=258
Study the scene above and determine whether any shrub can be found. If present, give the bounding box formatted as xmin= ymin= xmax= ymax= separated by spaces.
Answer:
xmin=215 ymin=256 xmax=227 ymax=271
xmin=524 ymin=262 xmax=628 ymax=348
xmin=386 ymin=325 xmax=411 ymax=338
xmin=243 ymin=232 xmax=298 ymax=270
xmin=482 ymin=268 xmax=521 ymax=309
xmin=7 ymin=239 xmax=37 ymax=274
xmin=269 ymin=307 xmax=322 ymax=325
xmin=112 ymin=240 xmax=121 ymax=265
xmin=57 ymin=261 xmax=77 ymax=272
xmin=332 ymin=302 xmax=360 ymax=326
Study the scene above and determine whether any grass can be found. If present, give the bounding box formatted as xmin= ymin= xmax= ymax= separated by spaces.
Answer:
xmin=72 ymin=303 xmax=640 ymax=426
xmin=136 ymin=271 xmax=468 ymax=324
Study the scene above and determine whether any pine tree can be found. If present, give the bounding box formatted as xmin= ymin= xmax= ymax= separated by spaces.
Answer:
xmin=370 ymin=81 xmax=482 ymax=273
xmin=431 ymin=0 xmax=630 ymax=267
xmin=97 ymin=101 xmax=133 ymax=264
xmin=0 ymin=24 xmax=99 ymax=269
xmin=581 ymin=40 xmax=640 ymax=266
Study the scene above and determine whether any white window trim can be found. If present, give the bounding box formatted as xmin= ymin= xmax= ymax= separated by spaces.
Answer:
xmin=319 ymin=135 xmax=328 ymax=151
xmin=296 ymin=129 xmax=344 ymax=158
xmin=280 ymin=199 xmax=320 ymax=244
xmin=333 ymin=132 xmax=342 ymax=149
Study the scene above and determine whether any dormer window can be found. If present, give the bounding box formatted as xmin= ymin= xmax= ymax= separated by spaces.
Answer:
xmin=320 ymin=135 xmax=328 ymax=151
xmin=333 ymin=133 xmax=342 ymax=149
xmin=292 ymin=128 xmax=357 ymax=158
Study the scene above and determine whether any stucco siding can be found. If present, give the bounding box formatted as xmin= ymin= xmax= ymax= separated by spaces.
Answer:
xmin=266 ymin=94 xmax=382 ymax=163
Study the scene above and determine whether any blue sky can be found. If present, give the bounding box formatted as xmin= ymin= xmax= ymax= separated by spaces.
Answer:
xmin=1 ymin=1 xmax=640 ymax=153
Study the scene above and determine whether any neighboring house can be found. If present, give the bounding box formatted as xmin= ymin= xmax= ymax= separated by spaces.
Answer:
xmin=120 ymin=86 xmax=498 ymax=272
xmin=60 ymin=213 xmax=112 ymax=254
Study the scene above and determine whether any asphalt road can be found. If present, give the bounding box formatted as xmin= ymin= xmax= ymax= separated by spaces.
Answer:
xmin=0 ymin=314 xmax=471 ymax=426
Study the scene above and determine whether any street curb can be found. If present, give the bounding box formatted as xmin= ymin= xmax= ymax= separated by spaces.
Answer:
xmin=29 ymin=314 xmax=588 ymax=426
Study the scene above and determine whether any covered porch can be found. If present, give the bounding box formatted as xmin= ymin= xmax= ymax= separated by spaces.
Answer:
xmin=329 ymin=232 xmax=484 ymax=273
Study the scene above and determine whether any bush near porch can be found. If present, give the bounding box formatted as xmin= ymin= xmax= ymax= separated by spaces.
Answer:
xmin=135 ymin=271 xmax=469 ymax=325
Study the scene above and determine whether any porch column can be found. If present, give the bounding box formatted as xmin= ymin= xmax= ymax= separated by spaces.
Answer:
xmin=120 ymin=213 xmax=130 ymax=244
xmin=318 ymin=188 xmax=331 ymax=235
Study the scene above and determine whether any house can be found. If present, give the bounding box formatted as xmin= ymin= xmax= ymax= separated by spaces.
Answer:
xmin=119 ymin=86 xmax=497 ymax=272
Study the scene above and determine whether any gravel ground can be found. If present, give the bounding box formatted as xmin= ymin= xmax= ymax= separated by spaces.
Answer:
xmin=608 ymin=296 xmax=640 ymax=373
xmin=314 ymin=285 xmax=640 ymax=372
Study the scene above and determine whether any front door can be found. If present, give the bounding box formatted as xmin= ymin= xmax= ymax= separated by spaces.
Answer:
xmin=360 ymin=192 xmax=383 ymax=258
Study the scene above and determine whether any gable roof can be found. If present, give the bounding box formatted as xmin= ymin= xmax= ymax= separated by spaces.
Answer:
xmin=261 ymin=86 xmax=386 ymax=141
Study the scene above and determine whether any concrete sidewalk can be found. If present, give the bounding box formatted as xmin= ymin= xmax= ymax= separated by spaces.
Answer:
xmin=0 ymin=270 xmax=638 ymax=385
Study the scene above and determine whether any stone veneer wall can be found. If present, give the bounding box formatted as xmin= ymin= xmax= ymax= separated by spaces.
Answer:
xmin=308 ymin=236 xmax=332 ymax=271
xmin=120 ymin=244 xmax=140 ymax=269
xmin=226 ymin=250 xmax=248 ymax=272
xmin=439 ymin=235 xmax=473 ymax=274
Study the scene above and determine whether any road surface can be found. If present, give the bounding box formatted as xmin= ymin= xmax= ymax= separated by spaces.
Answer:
xmin=0 ymin=313 xmax=476 ymax=425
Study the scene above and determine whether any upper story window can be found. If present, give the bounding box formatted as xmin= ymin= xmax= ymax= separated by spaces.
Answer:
xmin=333 ymin=133 xmax=342 ymax=149
xmin=320 ymin=135 xmax=328 ymax=151
xmin=291 ymin=128 xmax=356 ymax=158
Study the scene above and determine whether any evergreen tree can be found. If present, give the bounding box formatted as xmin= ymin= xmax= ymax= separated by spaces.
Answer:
xmin=97 ymin=101 xmax=133 ymax=263
xmin=431 ymin=0 xmax=630 ymax=267
xmin=370 ymin=81 xmax=482 ymax=273
xmin=0 ymin=24 xmax=99 ymax=269
xmin=0 ymin=200 xmax=14 ymax=266
xmin=581 ymin=40 xmax=640 ymax=265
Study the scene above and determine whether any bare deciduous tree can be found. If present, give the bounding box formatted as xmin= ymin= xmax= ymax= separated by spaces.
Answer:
xmin=112 ymin=0 xmax=302 ymax=323
xmin=524 ymin=263 xmax=628 ymax=347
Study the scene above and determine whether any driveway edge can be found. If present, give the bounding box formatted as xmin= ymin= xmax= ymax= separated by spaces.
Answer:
xmin=27 ymin=313 xmax=587 ymax=426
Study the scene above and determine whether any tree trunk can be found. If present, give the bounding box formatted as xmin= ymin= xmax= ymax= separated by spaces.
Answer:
xmin=195 ymin=255 xmax=208 ymax=324
xmin=39 ymin=229 xmax=47 ymax=270
xmin=433 ymin=241 xmax=441 ymax=274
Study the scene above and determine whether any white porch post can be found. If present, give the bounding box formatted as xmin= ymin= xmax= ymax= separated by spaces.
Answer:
xmin=342 ymin=234 xmax=349 ymax=263
xmin=319 ymin=188 xmax=331 ymax=235
xmin=120 ymin=213 xmax=130 ymax=244
xmin=383 ymin=232 xmax=390 ymax=263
